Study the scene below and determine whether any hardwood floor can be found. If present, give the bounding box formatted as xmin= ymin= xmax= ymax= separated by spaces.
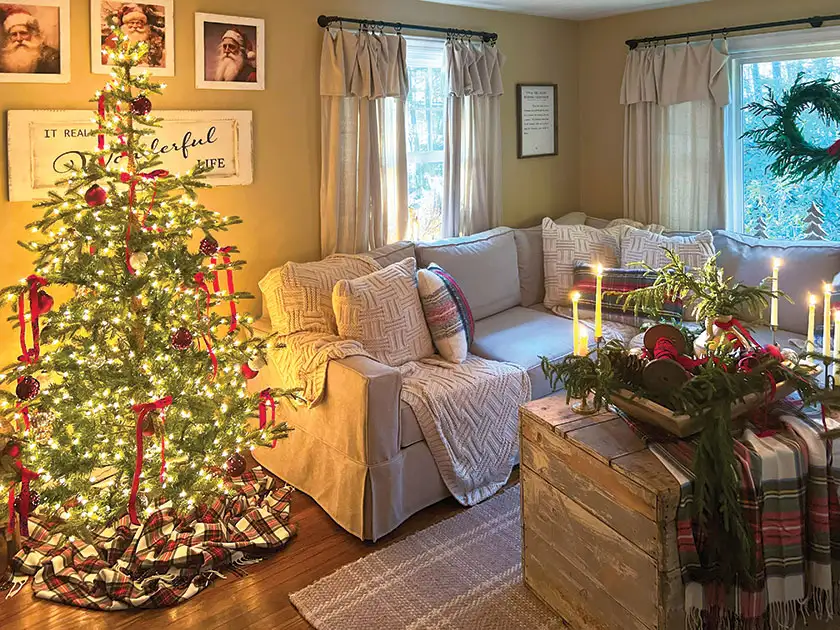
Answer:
xmin=0 ymin=472 xmax=517 ymax=630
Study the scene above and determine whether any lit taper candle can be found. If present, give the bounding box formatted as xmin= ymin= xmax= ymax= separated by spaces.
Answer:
xmin=807 ymin=294 xmax=817 ymax=354
xmin=825 ymin=283 xmax=834 ymax=357
xmin=594 ymin=263 xmax=604 ymax=340
xmin=770 ymin=258 xmax=781 ymax=327
xmin=834 ymin=310 xmax=840 ymax=376
xmin=571 ymin=291 xmax=581 ymax=356
xmin=577 ymin=330 xmax=590 ymax=357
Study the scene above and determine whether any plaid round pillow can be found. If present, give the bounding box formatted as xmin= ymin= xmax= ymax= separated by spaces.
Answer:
xmin=417 ymin=263 xmax=474 ymax=363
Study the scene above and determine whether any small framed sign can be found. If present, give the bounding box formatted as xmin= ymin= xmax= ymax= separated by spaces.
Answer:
xmin=516 ymin=84 xmax=558 ymax=159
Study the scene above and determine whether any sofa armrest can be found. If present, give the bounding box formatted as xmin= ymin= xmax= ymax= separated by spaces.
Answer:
xmin=258 ymin=354 xmax=402 ymax=466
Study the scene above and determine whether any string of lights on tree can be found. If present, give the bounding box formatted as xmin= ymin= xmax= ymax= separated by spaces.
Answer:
xmin=0 ymin=30 xmax=296 ymax=539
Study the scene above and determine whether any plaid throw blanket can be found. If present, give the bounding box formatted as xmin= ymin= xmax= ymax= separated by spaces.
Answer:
xmin=627 ymin=409 xmax=840 ymax=629
xmin=6 ymin=467 xmax=296 ymax=610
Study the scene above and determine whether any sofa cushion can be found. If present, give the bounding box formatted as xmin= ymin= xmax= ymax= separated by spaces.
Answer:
xmin=367 ymin=241 xmax=416 ymax=268
xmin=400 ymin=401 xmax=424 ymax=448
xmin=333 ymin=258 xmax=435 ymax=367
xmin=713 ymin=230 xmax=840 ymax=335
xmin=515 ymin=213 xmax=589 ymax=308
xmin=620 ymin=227 xmax=715 ymax=269
xmin=471 ymin=306 xmax=575 ymax=400
xmin=259 ymin=254 xmax=381 ymax=335
xmin=542 ymin=219 xmax=621 ymax=309
xmin=416 ymin=227 xmax=520 ymax=321
xmin=417 ymin=264 xmax=474 ymax=364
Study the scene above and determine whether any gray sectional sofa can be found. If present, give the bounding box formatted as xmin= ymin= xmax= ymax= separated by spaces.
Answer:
xmin=252 ymin=216 xmax=840 ymax=541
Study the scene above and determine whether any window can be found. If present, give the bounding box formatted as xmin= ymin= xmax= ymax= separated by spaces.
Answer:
xmin=405 ymin=37 xmax=446 ymax=242
xmin=727 ymin=29 xmax=840 ymax=240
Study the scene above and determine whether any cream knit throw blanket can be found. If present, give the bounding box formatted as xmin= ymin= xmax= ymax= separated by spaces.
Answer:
xmin=272 ymin=336 xmax=530 ymax=505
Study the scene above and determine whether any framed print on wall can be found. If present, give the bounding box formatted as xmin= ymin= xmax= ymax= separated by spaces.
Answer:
xmin=517 ymin=84 xmax=558 ymax=159
xmin=195 ymin=13 xmax=264 ymax=91
xmin=91 ymin=0 xmax=174 ymax=76
xmin=0 ymin=0 xmax=71 ymax=83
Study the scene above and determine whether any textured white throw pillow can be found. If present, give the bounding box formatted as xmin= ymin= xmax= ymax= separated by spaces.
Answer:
xmin=620 ymin=227 xmax=715 ymax=269
xmin=259 ymin=254 xmax=381 ymax=335
xmin=333 ymin=258 xmax=434 ymax=367
xmin=542 ymin=218 xmax=621 ymax=308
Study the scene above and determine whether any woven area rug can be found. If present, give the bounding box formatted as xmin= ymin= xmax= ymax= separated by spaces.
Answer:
xmin=290 ymin=486 xmax=563 ymax=630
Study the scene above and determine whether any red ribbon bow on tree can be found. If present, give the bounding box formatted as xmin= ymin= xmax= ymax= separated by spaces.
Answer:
xmin=259 ymin=388 xmax=277 ymax=448
xmin=18 ymin=275 xmax=51 ymax=365
xmin=129 ymin=395 xmax=173 ymax=525
xmin=211 ymin=247 xmax=238 ymax=335
xmin=6 ymin=447 xmax=40 ymax=537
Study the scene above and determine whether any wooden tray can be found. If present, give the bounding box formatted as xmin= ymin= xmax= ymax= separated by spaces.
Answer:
xmin=610 ymin=380 xmax=799 ymax=438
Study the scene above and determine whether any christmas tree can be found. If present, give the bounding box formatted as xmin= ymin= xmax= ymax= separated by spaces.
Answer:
xmin=752 ymin=215 xmax=768 ymax=239
xmin=803 ymin=202 xmax=828 ymax=240
xmin=0 ymin=31 xmax=293 ymax=538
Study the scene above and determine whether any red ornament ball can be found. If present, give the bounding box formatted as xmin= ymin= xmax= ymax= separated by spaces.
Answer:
xmin=84 ymin=185 xmax=108 ymax=207
xmin=14 ymin=491 xmax=40 ymax=514
xmin=35 ymin=290 xmax=54 ymax=316
xmin=5 ymin=442 xmax=21 ymax=459
xmin=171 ymin=328 xmax=194 ymax=351
xmin=225 ymin=453 xmax=246 ymax=477
xmin=16 ymin=375 xmax=40 ymax=401
xmin=130 ymin=95 xmax=153 ymax=116
xmin=199 ymin=237 xmax=219 ymax=256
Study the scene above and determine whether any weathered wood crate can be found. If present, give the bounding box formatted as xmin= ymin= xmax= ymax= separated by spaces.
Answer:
xmin=520 ymin=395 xmax=683 ymax=630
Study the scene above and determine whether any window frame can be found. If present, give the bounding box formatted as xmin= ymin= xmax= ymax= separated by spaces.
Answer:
xmin=725 ymin=26 xmax=840 ymax=233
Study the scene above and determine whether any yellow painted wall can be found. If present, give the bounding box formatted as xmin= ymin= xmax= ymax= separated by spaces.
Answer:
xmin=578 ymin=0 xmax=840 ymax=220
xmin=0 ymin=0 xmax=579 ymax=360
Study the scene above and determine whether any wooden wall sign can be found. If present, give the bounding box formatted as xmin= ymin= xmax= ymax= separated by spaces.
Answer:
xmin=6 ymin=109 xmax=253 ymax=201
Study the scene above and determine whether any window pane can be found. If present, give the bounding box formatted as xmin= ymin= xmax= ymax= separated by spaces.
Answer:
xmin=741 ymin=56 xmax=840 ymax=240
xmin=405 ymin=38 xmax=446 ymax=242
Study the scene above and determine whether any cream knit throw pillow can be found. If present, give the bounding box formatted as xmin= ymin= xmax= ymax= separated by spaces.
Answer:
xmin=620 ymin=227 xmax=715 ymax=269
xmin=542 ymin=218 xmax=621 ymax=308
xmin=333 ymin=258 xmax=434 ymax=367
xmin=259 ymin=254 xmax=381 ymax=336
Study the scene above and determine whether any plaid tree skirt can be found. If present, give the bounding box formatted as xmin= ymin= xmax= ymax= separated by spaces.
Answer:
xmin=4 ymin=467 xmax=296 ymax=610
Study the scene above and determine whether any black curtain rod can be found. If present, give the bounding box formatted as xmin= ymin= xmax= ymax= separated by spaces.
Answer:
xmin=626 ymin=13 xmax=840 ymax=49
xmin=317 ymin=15 xmax=498 ymax=43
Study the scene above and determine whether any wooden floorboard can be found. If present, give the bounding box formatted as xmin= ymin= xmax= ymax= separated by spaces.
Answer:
xmin=0 ymin=469 xmax=518 ymax=629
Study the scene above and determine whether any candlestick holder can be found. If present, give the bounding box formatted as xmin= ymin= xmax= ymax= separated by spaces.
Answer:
xmin=770 ymin=324 xmax=778 ymax=347
xmin=571 ymin=396 xmax=597 ymax=416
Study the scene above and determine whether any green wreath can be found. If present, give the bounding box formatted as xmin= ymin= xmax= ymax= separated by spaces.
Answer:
xmin=743 ymin=75 xmax=840 ymax=184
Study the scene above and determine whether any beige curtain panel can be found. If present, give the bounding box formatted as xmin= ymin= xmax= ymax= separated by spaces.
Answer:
xmin=443 ymin=40 xmax=505 ymax=238
xmin=320 ymin=30 xmax=409 ymax=256
xmin=620 ymin=42 xmax=729 ymax=232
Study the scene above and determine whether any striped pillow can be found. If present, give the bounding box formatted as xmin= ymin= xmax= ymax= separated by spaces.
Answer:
xmin=417 ymin=263 xmax=474 ymax=364
xmin=572 ymin=263 xmax=683 ymax=326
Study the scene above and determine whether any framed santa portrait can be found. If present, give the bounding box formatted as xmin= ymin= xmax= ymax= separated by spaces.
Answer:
xmin=0 ymin=0 xmax=71 ymax=83
xmin=195 ymin=13 xmax=264 ymax=91
xmin=91 ymin=0 xmax=174 ymax=76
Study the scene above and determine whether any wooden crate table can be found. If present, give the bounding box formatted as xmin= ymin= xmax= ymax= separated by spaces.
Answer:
xmin=520 ymin=394 xmax=683 ymax=630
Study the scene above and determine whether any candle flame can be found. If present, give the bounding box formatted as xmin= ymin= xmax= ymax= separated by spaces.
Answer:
xmin=809 ymin=294 xmax=818 ymax=306
xmin=825 ymin=283 xmax=834 ymax=295
xmin=772 ymin=257 xmax=783 ymax=269
xmin=834 ymin=310 xmax=840 ymax=322
xmin=595 ymin=263 xmax=604 ymax=277
xmin=571 ymin=291 xmax=581 ymax=303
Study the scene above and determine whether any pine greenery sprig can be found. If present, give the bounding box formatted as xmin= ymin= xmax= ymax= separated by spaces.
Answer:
xmin=742 ymin=74 xmax=840 ymax=184
xmin=613 ymin=248 xmax=788 ymax=323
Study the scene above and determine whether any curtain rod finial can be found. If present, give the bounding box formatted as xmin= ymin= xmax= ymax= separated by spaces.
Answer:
xmin=317 ymin=15 xmax=332 ymax=28
xmin=627 ymin=40 xmax=639 ymax=50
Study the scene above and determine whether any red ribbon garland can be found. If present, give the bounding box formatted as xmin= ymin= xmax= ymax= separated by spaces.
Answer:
xmin=97 ymin=94 xmax=106 ymax=167
xmin=18 ymin=275 xmax=50 ymax=365
xmin=122 ymin=170 xmax=169 ymax=275
xmin=211 ymin=247 xmax=238 ymax=334
xmin=7 ymin=459 xmax=39 ymax=537
xmin=129 ymin=396 xmax=173 ymax=525
xmin=201 ymin=334 xmax=218 ymax=380
xmin=259 ymin=388 xmax=277 ymax=448
xmin=828 ymin=139 xmax=840 ymax=158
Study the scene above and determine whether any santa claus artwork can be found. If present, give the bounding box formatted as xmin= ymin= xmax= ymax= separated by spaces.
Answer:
xmin=0 ymin=6 xmax=60 ymax=74
xmin=212 ymin=28 xmax=256 ymax=83
xmin=100 ymin=2 xmax=165 ymax=68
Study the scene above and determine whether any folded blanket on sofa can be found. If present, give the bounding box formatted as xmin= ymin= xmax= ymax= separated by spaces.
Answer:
xmin=399 ymin=355 xmax=531 ymax=505
xmin=273 ymin=333 xmax=530 ymax=506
